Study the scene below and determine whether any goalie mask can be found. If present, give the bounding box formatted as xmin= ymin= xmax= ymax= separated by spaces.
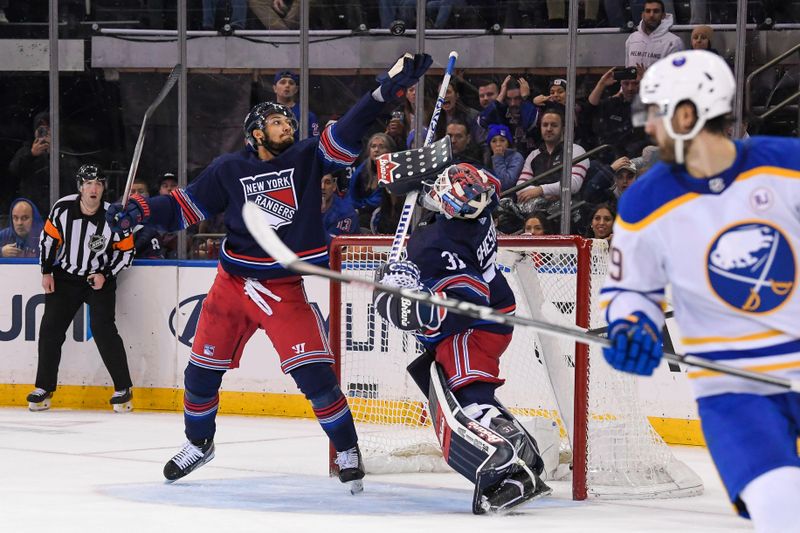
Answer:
xmin=243 ymin=101 xmax=298 ymax=150
xmin=424 ymin=163 xmax=494 ymax=220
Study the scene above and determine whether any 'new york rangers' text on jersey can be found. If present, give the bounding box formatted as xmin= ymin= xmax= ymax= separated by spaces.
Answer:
xmin=601 ymin=136 xmax=800 ymax=398
xmin=408 ymin=195 xmax=516 ymax=349
xmin=143 ymin=93 xmax=385 ymax=279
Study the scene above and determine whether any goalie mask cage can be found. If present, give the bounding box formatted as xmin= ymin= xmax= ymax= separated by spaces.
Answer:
xmin=328 ymin=235 xmax=703 ymax=500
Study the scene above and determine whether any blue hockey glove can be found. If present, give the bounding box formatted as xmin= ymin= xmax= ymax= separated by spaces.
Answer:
xmin=603 ymin=312 xmax=663 ymax=376
xmin=373 ymin=261 xmax=445 ymax=331
xmin=374 ymin=53 xmax=433 ymax=103
xmin=106 ymin=194 xmax=150 ymax=233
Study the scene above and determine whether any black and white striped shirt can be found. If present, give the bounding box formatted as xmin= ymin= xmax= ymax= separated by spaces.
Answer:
xmin=40 ymin=194 xmax=134 ymax=277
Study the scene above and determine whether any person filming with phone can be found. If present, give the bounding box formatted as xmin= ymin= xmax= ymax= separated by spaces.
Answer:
xmin=583 ymin=65 xmax=649 ymax=161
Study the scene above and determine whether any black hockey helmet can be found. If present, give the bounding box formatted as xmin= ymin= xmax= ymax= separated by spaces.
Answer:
xmin=75 ymin=164 xmax=106 ymax=189
xmin=244 ymin=101 xmax=298 ymax=149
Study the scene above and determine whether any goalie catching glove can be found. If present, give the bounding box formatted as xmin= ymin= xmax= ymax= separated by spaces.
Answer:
xmin=373 ymin=261 xmax=446 ymax=331
xmin=373 ymin=53 xmax=433 ymax=103
xmin=603 ymin=311 xmax=663 ymax=376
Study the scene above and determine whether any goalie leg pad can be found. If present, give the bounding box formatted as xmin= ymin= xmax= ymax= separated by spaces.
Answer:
xmin=425 ymin=361 xmax=550 ymax=514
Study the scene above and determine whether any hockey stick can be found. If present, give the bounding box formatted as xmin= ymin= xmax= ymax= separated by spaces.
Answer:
xmin=241 ymin=201 xmax=800 ymax=393
xmin=120 ymin=64 xmax=183 ymax=206
xmin=387 ymin=51 xmax=458 ymax=263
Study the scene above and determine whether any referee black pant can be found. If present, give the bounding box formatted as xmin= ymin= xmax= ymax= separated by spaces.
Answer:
xmin=36 ymin=269 xmax=132 ymax=393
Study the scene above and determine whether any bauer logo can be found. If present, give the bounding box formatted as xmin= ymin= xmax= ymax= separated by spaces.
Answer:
xmin=706 ymin=221 xmax=795 ymax=313
xmin=240 ymin=169 xmax=298 ymax=229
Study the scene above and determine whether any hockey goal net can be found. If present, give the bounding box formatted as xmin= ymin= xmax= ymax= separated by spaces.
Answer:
xmin=328 ymin=235 xmax=702 ymax=500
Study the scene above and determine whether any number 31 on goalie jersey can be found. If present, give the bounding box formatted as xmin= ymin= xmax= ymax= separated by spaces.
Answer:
xmin=442 ymin=251 xmax=466 ymax=271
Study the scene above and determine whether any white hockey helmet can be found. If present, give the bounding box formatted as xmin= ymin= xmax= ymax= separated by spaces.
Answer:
xmin=423 ymin=163 xmax=494 ymax=220
xmin=635 ymin=50 xmax=735 ymax=163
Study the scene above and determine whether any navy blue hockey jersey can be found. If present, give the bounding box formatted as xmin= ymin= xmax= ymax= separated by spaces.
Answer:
xmin=407 ymin=209 xmax=515 ymax=349
xmin=143 ymin=93 xmax=385 ymax=279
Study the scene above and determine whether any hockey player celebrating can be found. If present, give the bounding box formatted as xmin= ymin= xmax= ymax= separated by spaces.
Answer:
xmin=601 ymin=50 xmax=800 ymax=531
xmin=106 ymin=53 xmax=432 ymax=493
xmin=373 ymin=162 xmax=551 ymax=514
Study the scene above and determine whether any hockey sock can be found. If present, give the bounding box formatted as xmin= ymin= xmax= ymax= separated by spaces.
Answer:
xmin=291 ymin=363 xmax=357 ymax=451
xmin=183 ymin=362 xmax=225 ymax=442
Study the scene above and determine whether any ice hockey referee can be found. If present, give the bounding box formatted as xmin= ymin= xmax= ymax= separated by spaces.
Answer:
xmin=26 ymin=164 xmax=135 ymax=413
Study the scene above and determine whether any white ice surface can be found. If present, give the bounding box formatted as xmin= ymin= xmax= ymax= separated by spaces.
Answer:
xmin=0 ymin=408 xmax=752 ymax=533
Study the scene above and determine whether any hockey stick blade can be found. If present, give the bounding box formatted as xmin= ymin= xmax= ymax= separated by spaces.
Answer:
xmin=242 ymin=203 xmax=799 ymax=392
xmin=121 ymin=63 xmax=183 ymax=207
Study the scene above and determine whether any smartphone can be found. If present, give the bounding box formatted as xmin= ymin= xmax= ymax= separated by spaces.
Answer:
xmin=613 ymin=67 xmax=638 ymax=81
xmin=390 ymin=110 xmax=405 ymax=124
xmin=36 ymin=126 xmax=49 ymax=139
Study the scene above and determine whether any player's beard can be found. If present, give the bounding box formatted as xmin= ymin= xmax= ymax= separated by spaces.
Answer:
xmin=657 ymin=135 xmax=692 ymax=164
xmin=265 ymin=136 xmax=294 ymax=155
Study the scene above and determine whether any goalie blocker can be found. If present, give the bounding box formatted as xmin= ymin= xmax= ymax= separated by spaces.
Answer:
xmin=376 ymin=135 xmax=453 ymax=195
xmin=407 ymin=352 xmax=552 ymax=514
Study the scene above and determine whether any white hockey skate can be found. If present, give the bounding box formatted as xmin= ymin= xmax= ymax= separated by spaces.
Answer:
xmin=26 ymin=388 xmax=53 ymax=412
xmin=110 ymin=388 xmax=133 ymax=413
xmin=335 ymin=445 xmax=365 ymax=495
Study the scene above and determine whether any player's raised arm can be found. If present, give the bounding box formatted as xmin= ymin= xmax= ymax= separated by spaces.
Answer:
xmin=316 ymin=53 xmax=432 ymax=174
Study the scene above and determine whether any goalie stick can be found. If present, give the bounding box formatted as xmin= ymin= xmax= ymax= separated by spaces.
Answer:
xmin=120 ymin=64 xmax=183 ymax=207
xmin=241 ymin=201 xmax=800 ymax=393
xmin=386 ymin=50 xmax=458 ymax=263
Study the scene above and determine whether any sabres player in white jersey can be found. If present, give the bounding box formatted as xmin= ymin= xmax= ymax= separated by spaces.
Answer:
xmin=601 ymin=49 xmax=800 ymax=531
xmin=373 ymin=163 xmax=551 ymax=514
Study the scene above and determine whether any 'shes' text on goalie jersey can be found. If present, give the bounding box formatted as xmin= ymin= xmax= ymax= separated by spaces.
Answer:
xmin=407 ymin=207 xmax=516 ymax=349
xmin=600 ymin=136 xmax=800 ymax=398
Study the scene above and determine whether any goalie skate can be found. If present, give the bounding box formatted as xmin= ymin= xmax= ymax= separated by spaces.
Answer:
xmin=477 ymin=467 xmax=553 ymax=514
xmin=163 ymin=439 xmax=215 ymax=482
xmin=26 ymin=388 xmax=53 ymax=412
xmin=335 ymin=445 xmax=365 ymax=495
xmin=110 ymin=388 xmax=133 ymax=413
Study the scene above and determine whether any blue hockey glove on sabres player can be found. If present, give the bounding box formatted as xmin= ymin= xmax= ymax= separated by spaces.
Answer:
xmin=373 ymin=261 xmax=445 ymax=331
xmin=373 ymin=53 xmax=433 ymax=103
xmin=106 ymin=194 xmax=150 ymax=233
xmin=603 ymin=311 xmax=663 ymax=376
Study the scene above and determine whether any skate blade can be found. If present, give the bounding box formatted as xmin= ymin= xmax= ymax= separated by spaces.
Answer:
xmin=28 ymin=399 xmax=51 ymax=412
xmin=348 ymin=479 xmax=364 ymax=495
xmin=112 ymin=401 xmax=133 ymax=413
xmin=163 ymin=451 xmax=215 ymax=484
xmin=483 ymin=482 xmax=553 ymax=515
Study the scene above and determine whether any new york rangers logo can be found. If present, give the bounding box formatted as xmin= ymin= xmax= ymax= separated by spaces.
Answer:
xmin=707 ymin=221 xmax=795 ymax=313
xmin=240 ymin=169 xmax=298 ymax=228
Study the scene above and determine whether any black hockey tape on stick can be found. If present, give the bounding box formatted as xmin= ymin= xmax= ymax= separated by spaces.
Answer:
xmin=121 ymin=64 xmax=183 ymax=207
xmin=241 ymin=201 xmax=800 ymax=394
xmin=376 ymin=135 xmax=452 ymax=195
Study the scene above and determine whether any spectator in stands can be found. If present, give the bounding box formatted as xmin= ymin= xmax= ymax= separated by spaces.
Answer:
xmin=472 ymin=79 xmax=499 ymax=146
xmin=630 ymin=145 xmax=659 ymax=174
xmin=202 ymin=0 xmax=246 ymax=30
xmin=515 ymin=108 xmax=587 ymax=205
xmin=625 ymin=0 xmax=683 ymax=69
xmin=447 ymin=119 xmax=483 ymax=165
xmin=386 ymin=84 xmax=416 ymax=150
xmin=442 ymin=81 xmax=479 ymax=134
xmin=426 ymin=0 xmax=464 ymax=29
xmin=479 ymin=76 xmax=539 ymax=156
xmin=0 ymin=198 xmax=43 ymax=258
xmin=691 ymin=25 xmax=719 ymax=54
xmin=587 ymin=203 xmax=615 ymax=242
xmin=321 ymin=172 xmax=358 ymax=242
xmin=523 ymin=211 xmax=553 ymax=236
xmin=582 ymin=156 xmax=638 ymax=207
xmin=630 ymin=0 xmax=676 ymax=22
xmin=532 ymin=78 xmax=567 ymax=108
xmin=370 ymin=190 xmax=406 ymax=235
xmin=250 ymin=0 xmax=298 ymax=29
xmin=585 ymin=67 xmax=649 ymax=160
xmin=158 ymin=172 xmax=179 ymax=196
xmin=273 ymin=71 xmax=320 ymax=139
xmin=486 ymin=124 xmax=524 ymax=192
xmin=129 ymin=178 xmax=150 ymax=198
xmin=347 ymin=133 xmax=396 ymax=230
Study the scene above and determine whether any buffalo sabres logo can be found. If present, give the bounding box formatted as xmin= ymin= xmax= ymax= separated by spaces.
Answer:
xmin=88 ymin=234 xmax=107 ymax=253
xmin=240 ymin=169 xmax=298 ymax=228
xmin=707 ymin=222 xmax=795 ymax=313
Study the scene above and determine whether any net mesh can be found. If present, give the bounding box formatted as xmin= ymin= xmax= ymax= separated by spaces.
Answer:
xmin=333 ymin=237 xmax=703 ymax=498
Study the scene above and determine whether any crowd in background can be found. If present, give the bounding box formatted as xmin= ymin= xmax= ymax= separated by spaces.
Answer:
xmin=0 ymin=0 xmax=794 ymax=260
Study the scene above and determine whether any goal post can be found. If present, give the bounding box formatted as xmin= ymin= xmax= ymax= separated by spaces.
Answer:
xmin=328 ymin=234 xmax=703 ymax=500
